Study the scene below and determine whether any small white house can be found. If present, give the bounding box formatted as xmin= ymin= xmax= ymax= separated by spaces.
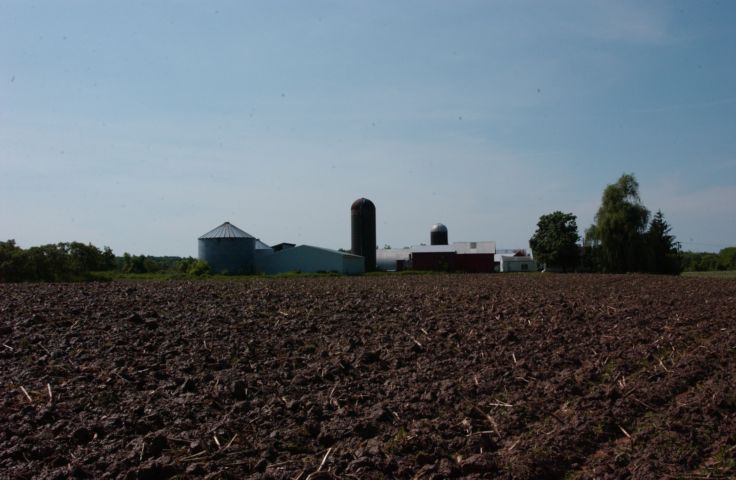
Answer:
xmin=500 ymin=255 xmax=538 ymax=272
xmin=256 ymin=245 xmax=364 ymax=275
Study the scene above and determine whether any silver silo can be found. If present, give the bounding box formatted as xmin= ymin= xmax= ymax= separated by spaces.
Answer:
xmin=198 ymin=222 xmax=256 ymax=274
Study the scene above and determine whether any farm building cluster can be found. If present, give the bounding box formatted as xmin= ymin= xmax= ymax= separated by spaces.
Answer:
xmin=198 ymin=197 xmax=538 ymax=274
xmin=198 ymin=222 xmax=364 ymax=275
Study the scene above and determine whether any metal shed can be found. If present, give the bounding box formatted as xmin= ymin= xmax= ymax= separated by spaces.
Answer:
xmin=258 ymin=245 xmax=365 ymax=275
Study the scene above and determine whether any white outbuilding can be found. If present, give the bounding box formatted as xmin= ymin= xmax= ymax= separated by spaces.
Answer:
xmin=499 ymin=255 xmax=538 ymax=272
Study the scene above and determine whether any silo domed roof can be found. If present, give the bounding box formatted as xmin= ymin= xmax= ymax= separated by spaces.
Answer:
xmin=198 ymin=222 xmax=255 ymax=239
xmin=431 ymin=223 xmax=448 ymax=233
xmin=351 ymin=197 xmax=375 ymax=211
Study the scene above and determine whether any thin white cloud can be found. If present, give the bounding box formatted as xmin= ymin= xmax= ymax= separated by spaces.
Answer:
xmin=560 ymin=1 xmax=671 ymax=45
xmin=645 ymin=183 xmax=736 ymax=250
xmin=631 ymin=97 xmax=736 ymax=113
xmin=649 ymin=184 xmax=736 ymax=216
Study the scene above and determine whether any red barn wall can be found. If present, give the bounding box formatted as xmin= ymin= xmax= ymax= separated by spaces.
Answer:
xmin=411 ymin=252 xmax=457 ymax=271
xmin=455 ymin=254 xmax=495 ymax=273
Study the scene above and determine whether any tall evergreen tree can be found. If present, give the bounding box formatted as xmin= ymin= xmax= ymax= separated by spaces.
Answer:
xmin=646 ymin=210 xmax=682 ymax=274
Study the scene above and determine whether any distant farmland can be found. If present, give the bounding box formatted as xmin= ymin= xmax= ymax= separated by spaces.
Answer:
xmin=1 ymin=274 xmax=735 ymax=479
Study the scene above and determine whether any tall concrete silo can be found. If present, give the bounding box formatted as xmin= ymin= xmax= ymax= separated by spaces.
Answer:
xmin=431 ymin=223 xmax=448 ymax=245
xmin=198 ymin=222 xmax=256 ymax=274
xmin=351 ymin=197 xmax=376 ymax=271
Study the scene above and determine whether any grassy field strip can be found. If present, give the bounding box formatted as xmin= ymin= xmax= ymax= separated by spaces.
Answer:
xmin=682 ymin=270 xmax=736 ymax=278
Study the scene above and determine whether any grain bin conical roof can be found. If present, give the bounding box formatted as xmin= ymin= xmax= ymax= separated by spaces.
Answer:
xmin=198 ymin=222 xmax=255 ymax=239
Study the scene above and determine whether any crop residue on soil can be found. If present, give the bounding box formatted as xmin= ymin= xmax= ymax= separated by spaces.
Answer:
xmin=1 ymin=274 xmax=735 ymax=479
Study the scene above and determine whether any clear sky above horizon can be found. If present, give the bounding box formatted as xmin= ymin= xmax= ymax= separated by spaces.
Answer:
xmin=2 ymin=1 xmax=735 ymax=256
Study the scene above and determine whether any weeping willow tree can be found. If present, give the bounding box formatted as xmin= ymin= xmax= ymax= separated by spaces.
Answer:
xmin=586 ymin=174 xmax=650 ymax=273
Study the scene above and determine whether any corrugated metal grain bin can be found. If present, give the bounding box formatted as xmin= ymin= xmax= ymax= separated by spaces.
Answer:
xmin=198 ymin=222 xmax=256 ymax=274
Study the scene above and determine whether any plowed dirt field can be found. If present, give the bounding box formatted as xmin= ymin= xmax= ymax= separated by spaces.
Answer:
xmin=1 ymin=274 xmax=735 ymax=479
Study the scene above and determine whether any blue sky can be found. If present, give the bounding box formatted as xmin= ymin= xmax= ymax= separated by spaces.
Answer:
xmin=1 ymin=1 xmax=734 ymax=256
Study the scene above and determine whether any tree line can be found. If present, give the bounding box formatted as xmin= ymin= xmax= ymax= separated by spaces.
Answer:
xmin=0 ymin=240 xmax=116 ymax=282
xmin=117 ymin=253 xmax=208 ymax=276
xmin=529 ymin=173 xmax=689 ymax=275
xmin=681 ymin=247 xmax=736 ymax=272
xmin=0 ymin=240 xmax=208 ymax=282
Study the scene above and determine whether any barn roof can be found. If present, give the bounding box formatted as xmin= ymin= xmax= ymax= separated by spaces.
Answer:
xmin=255 ymin=239 xmax=271 ymax=249
xmin=298 ymin=245 xmax=364 ymax=258
xmin=411 ymin=245 xmax=457 ymax=253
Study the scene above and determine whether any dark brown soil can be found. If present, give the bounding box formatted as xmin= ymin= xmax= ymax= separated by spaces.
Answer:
xmin=1 ymin=274 xmax=735 ymax=479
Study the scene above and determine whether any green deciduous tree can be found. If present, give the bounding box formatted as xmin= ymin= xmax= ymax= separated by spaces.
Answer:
xmin=0 ymin=240 xmax=27 ymax=282
xmin=681 ymin=247 xmax=736 ymax=272
xmin=187 ymin=260 xmax=210 ymax=276
xmin=175 ymin=257 xmax=209 ymax=275
xmin=66 ymin=242 xmax=116 ymax=273
xmin=719 ymin=247 xmax=736 ymax=270
xmin=121 ymin=253 xmax=149 ymax=273
xmin=587 ymin=174 xmax=650 ymax=273
xmin=25 ymin=244 xmax=72 ymax=281
xmin=529 ymin=211 xmax=580 ymax=272
xmin=101 ymin=247 xmax=116 ymax=270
